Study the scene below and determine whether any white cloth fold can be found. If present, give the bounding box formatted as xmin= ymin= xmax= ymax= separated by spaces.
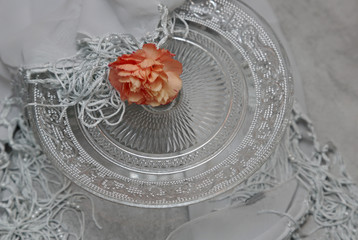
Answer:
xmin=0 ymin=0 xmax=81 ymax=68
xmin=0 ymin=0 xmax=184 ymax=76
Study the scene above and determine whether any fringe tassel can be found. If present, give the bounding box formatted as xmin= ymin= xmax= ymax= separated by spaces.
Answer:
xmin=289 ymin=103 xmax=358 ymax=239
xmin=0 ymin=98 xmax=101 ymax=240
xmin=22 ymin=5 xmax=189 ymax=129
xmin=2 ymin=97 xmax=358 ymax=239
xmin=212 ymin=101 xmax=358 ymax=239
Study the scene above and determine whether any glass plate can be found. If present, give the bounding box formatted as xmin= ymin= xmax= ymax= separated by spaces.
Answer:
xmin=23 ymin=0 xmax=293 ymax=207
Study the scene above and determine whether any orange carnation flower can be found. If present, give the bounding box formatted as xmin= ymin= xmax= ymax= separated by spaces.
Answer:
xmin=108 ymin=43 xmax=183 ymax=107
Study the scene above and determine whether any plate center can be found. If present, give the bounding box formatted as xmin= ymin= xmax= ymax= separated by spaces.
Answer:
xmin=100 ymin=36 xmax=234 ymax=156
xmin=80 ymin=25 xmax=247 ymax=172
xmin=142 ymin=91 xmax=182 ymax=113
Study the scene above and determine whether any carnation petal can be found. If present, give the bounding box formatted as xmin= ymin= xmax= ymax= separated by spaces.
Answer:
xmin=117 ymin=64 xmax=139 ymax=71
xmin=139 ymin=58 xmax=156 ymax=68
xmin=108 ymin=70 xmax=122 ymax=89
xmin=148 ymin=71 xmax=159 ymax=83
xmin=139 ymin=69 xmax=148 ymax=79
xmin=142 ymin=43 xmax=161 ymax=60
xmin=129 ymin=77 xmax=141 ymax=91
xmin=120 ymin=54 xmax=144 ymax=62
xmin=152 ymin=64 xmax=164 ymax=72
xmin=166 ymin=72 xmax=182 ymax=94
xmin=118 ymin=71 xmax=132 ymax=77
xmin=158 ymin=51 xmax=176 ymax=63
xmin=158 ymin=89 xmax=169 ymax=103
xmin=132 ymin=70 xmax=142 ymax=79
xmin=128 ymin=91 xmax=144 ymax=102
xmin=159 ymin=72 xmax=168 ymax=83
xmin=108 ymin=43 xmax=182 ymax=107
xmin=149 ymin=79 xmax=163 ymax=92
xmin=117 ymin=76 xmax=132 ymax=83
xmin=163 ymin=59 xmax=183 ymax=75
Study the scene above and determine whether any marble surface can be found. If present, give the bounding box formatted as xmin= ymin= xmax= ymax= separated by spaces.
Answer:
xmin=269 ymin=0 xmax=358 ymax=184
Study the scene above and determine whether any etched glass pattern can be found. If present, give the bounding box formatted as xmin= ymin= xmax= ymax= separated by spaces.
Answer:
xmin=23 ymin=0 xmax=294 ymax=207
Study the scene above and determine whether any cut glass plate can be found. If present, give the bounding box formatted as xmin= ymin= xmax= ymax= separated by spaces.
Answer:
xmin=23 ymin=0 xmax=294 ymax=207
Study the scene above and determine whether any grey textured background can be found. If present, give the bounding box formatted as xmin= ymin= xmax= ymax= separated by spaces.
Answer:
xmin=269 ymin=0 xmax=358 ymax=183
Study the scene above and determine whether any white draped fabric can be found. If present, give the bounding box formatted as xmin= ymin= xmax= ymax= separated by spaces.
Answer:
xmin=0 ymin=0 xmax=184 ymax=78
